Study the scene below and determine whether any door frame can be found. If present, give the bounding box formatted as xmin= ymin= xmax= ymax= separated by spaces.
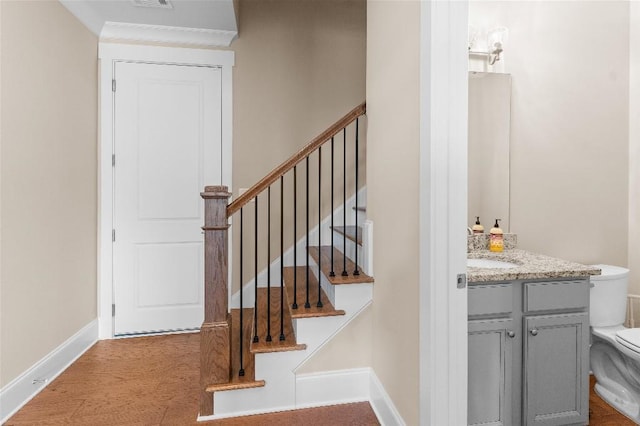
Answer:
xmin=419 ymin=0 xmax=469 ymax=424
xmin=98 ymin=43 xmax=234 ymax=339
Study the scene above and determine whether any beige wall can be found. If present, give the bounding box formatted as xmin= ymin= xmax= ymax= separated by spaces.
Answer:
xmin=232 ymin=0 xmax=366 ymax=196
xmin=366 ymin=1 xmax=420 ymax=424
xmin=0 ymin=0 xmax=98 ymax=387
xmin=229 ymin=0 xmax=366 ymax=282
xmin=630 ymin=3 xmax=640 ymax=298
xmin=469 ymin=1 xmax=629 ymax=267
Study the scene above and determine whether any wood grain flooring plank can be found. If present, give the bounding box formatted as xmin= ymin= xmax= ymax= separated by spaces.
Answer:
xmin=6 ymin=333 xmax=379 ymax=426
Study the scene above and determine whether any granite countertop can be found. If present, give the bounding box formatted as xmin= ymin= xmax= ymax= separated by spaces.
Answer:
xmin=467 ymin=249 xmax=602 ymax=283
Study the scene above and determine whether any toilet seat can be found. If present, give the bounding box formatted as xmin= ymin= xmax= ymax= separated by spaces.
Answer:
xmin=616 ymin=328 xmax=640 ymax=355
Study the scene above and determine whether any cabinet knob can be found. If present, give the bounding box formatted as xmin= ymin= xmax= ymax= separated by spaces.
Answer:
xmin=507 ymin=331 xmax=515 ymax=338
xmin=530 ymin=328 xmax=539 ymax=336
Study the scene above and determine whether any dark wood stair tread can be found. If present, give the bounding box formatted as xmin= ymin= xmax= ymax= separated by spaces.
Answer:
xmin=308 ymin=246 xmax=374 ymax=285
xmin=353 ymin=206 xmax=366 ymax=212
xmin=283 ymin=266 xmax=345 ymax=319
xmin=332 ymin=225 xmax=362 ymax=246
xmin=251 ymin=288 xmax=306 ymax=354
xmin=206 ymin=308 xmax=265 ymax=393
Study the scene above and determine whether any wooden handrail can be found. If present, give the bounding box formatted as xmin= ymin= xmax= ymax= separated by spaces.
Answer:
xmin=227 ymin=102 xmax=366 ymax=217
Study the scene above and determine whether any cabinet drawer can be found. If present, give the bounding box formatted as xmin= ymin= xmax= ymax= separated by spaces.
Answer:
xmin=469 ymin=284 xmax=512 ymax=317
xmin=524 ymin=280 xmax=589 ymax=312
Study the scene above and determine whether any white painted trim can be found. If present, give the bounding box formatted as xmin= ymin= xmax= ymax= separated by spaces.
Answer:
xmin=98 ymin=43 xmax=235 ymax=66
xmin=295 ymin=368 xmax=370 ymax=408
xmin=100 ymin=22 xmax=237 ymax=47
xmin=419 ymin=1 xmax=469 ymax=425
xmin=198 ymin=404 xmax=299 ymax=422
xmin=369 ymin=370 xmax=406 ymax=426
xmin=0 ymin=320 xmax=98 ymax=423
xmin=295 ymin=368 xmax=404 ymax=426
xmin=98 ymin=43 xmax=234 ymax=339
xmin=363 ymin=219 xmax=374 ymax=276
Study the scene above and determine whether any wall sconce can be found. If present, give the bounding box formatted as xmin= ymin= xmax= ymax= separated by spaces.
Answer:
xmin=469 ymin=27 xmax=509 ymax=65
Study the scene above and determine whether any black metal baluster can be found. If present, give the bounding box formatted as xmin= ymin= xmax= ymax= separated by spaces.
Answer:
xmin=330 ymin=136 xmax=335 ymax=278
xmin=305 ymin=156 xmax=311 ymax=309
xmin=279 ymin=176 xmax=285 ymax=341
xmin=317 ymin=147 xmax=323 ymax=308
xmin=239 ymin=208 xmax=245 ymax=376
xmin=354 ymin=118 xmax=360 ymax=276
xmin=253 ymin=196 xmax=259 ymax=343
xmin=292 ymin=166 xmax=298 ymax=310
xmin=266 ymin=186 xmax=272 ymax=342
xmin=342 ymin=128 xmax=348 ymax=277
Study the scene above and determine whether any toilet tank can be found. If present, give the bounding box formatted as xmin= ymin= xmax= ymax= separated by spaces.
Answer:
xmin=590 ymin=264 xmax=630 ymax=327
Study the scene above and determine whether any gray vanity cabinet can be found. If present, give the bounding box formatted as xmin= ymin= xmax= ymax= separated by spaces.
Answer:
xmin=468 ymin=318 xmax=514 ymax=426
xmin=522 ymin=279 xmax=590 ymax=426
xmin=468 ymin=278 xmax=590 ymax=426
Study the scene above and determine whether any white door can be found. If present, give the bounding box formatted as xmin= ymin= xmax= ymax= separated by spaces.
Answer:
xmin=113 ymin=61 xmax=222 ymax=336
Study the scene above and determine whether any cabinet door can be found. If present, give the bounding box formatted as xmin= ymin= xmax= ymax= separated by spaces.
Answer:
xmin=469 ymin=318 xmax=514 ymax=426
xmin=523 ymin=313 xmax=589 ymax=426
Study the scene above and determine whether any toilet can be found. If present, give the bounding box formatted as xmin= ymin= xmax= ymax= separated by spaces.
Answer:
xmin=589 ymin=264 xmax=640 ymax=423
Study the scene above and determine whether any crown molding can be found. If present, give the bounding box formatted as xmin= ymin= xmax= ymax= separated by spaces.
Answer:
xmin=100 ymin=22 xmax=237 ymax=47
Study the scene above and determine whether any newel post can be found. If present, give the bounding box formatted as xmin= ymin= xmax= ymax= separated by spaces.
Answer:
xmin=199 ymin=185 xmax=232 ymax=417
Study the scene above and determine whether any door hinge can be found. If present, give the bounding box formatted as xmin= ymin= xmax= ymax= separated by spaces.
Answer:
xmin=112 ymin=154 xmax=116 ymax=167
xmin=457 ymin=273 xmax=467 ymax=289
xmin=112 ymin=304 xmax=116 ymax=317
xmin=112 ymin=229 xmax=116 ymax=242
xmin=112 ymin=79 xmax=116 ymax=92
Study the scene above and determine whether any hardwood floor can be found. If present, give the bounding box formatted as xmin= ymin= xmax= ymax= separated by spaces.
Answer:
xmin=5 ymin=332 xmax=636 ymax=425
xmin=5 ymin=333 xmax=379 ymax=426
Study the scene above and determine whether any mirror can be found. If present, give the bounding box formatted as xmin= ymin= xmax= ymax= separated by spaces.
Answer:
xmin=468 ymin=72 xmax=512 ymax=232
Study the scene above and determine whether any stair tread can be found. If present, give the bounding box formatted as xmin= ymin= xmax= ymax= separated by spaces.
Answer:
xmin=206 ymin=380 xmax=265 ymax=392
xmin=206 ymin=308 xmax=264 ymax=393
xmin=283 ymin=266 xmax=345 ymax=319
xmin=251 ymin=288 xmax=307 ymax=354
xmin=352 ymin=206 xmax=366 ymax=212
xmin=332 ymin=225 xmax=363 ymax=245
xmin=308 ymin=246 xmax=374 ymax=285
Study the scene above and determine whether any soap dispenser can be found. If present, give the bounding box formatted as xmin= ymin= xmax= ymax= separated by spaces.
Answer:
xmin=472 ymin=217 xmax=484 ymax=234
xmin=489 ymin=219 xmax=504 ymax=252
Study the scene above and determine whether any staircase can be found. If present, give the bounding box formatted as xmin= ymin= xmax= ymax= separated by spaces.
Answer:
xmin=198 ymin=103 xmax=373 ymax=419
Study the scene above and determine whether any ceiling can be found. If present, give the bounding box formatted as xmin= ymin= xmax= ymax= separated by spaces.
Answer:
xmin=60 ymin=0 xmax=238 ymax=46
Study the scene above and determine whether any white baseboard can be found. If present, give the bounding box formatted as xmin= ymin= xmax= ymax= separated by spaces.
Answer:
xmin=296 ymin=368 xmax=370 ymax=408
xmin=369 ymin=370 xmax=406 ymax=426
xmin=198 ymin=404 xmax=299 ymax=422
xmin=0 ymin=319 xmax=99 ymax=423
xmin=294 ymin=368 xmax=405 ymax=426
